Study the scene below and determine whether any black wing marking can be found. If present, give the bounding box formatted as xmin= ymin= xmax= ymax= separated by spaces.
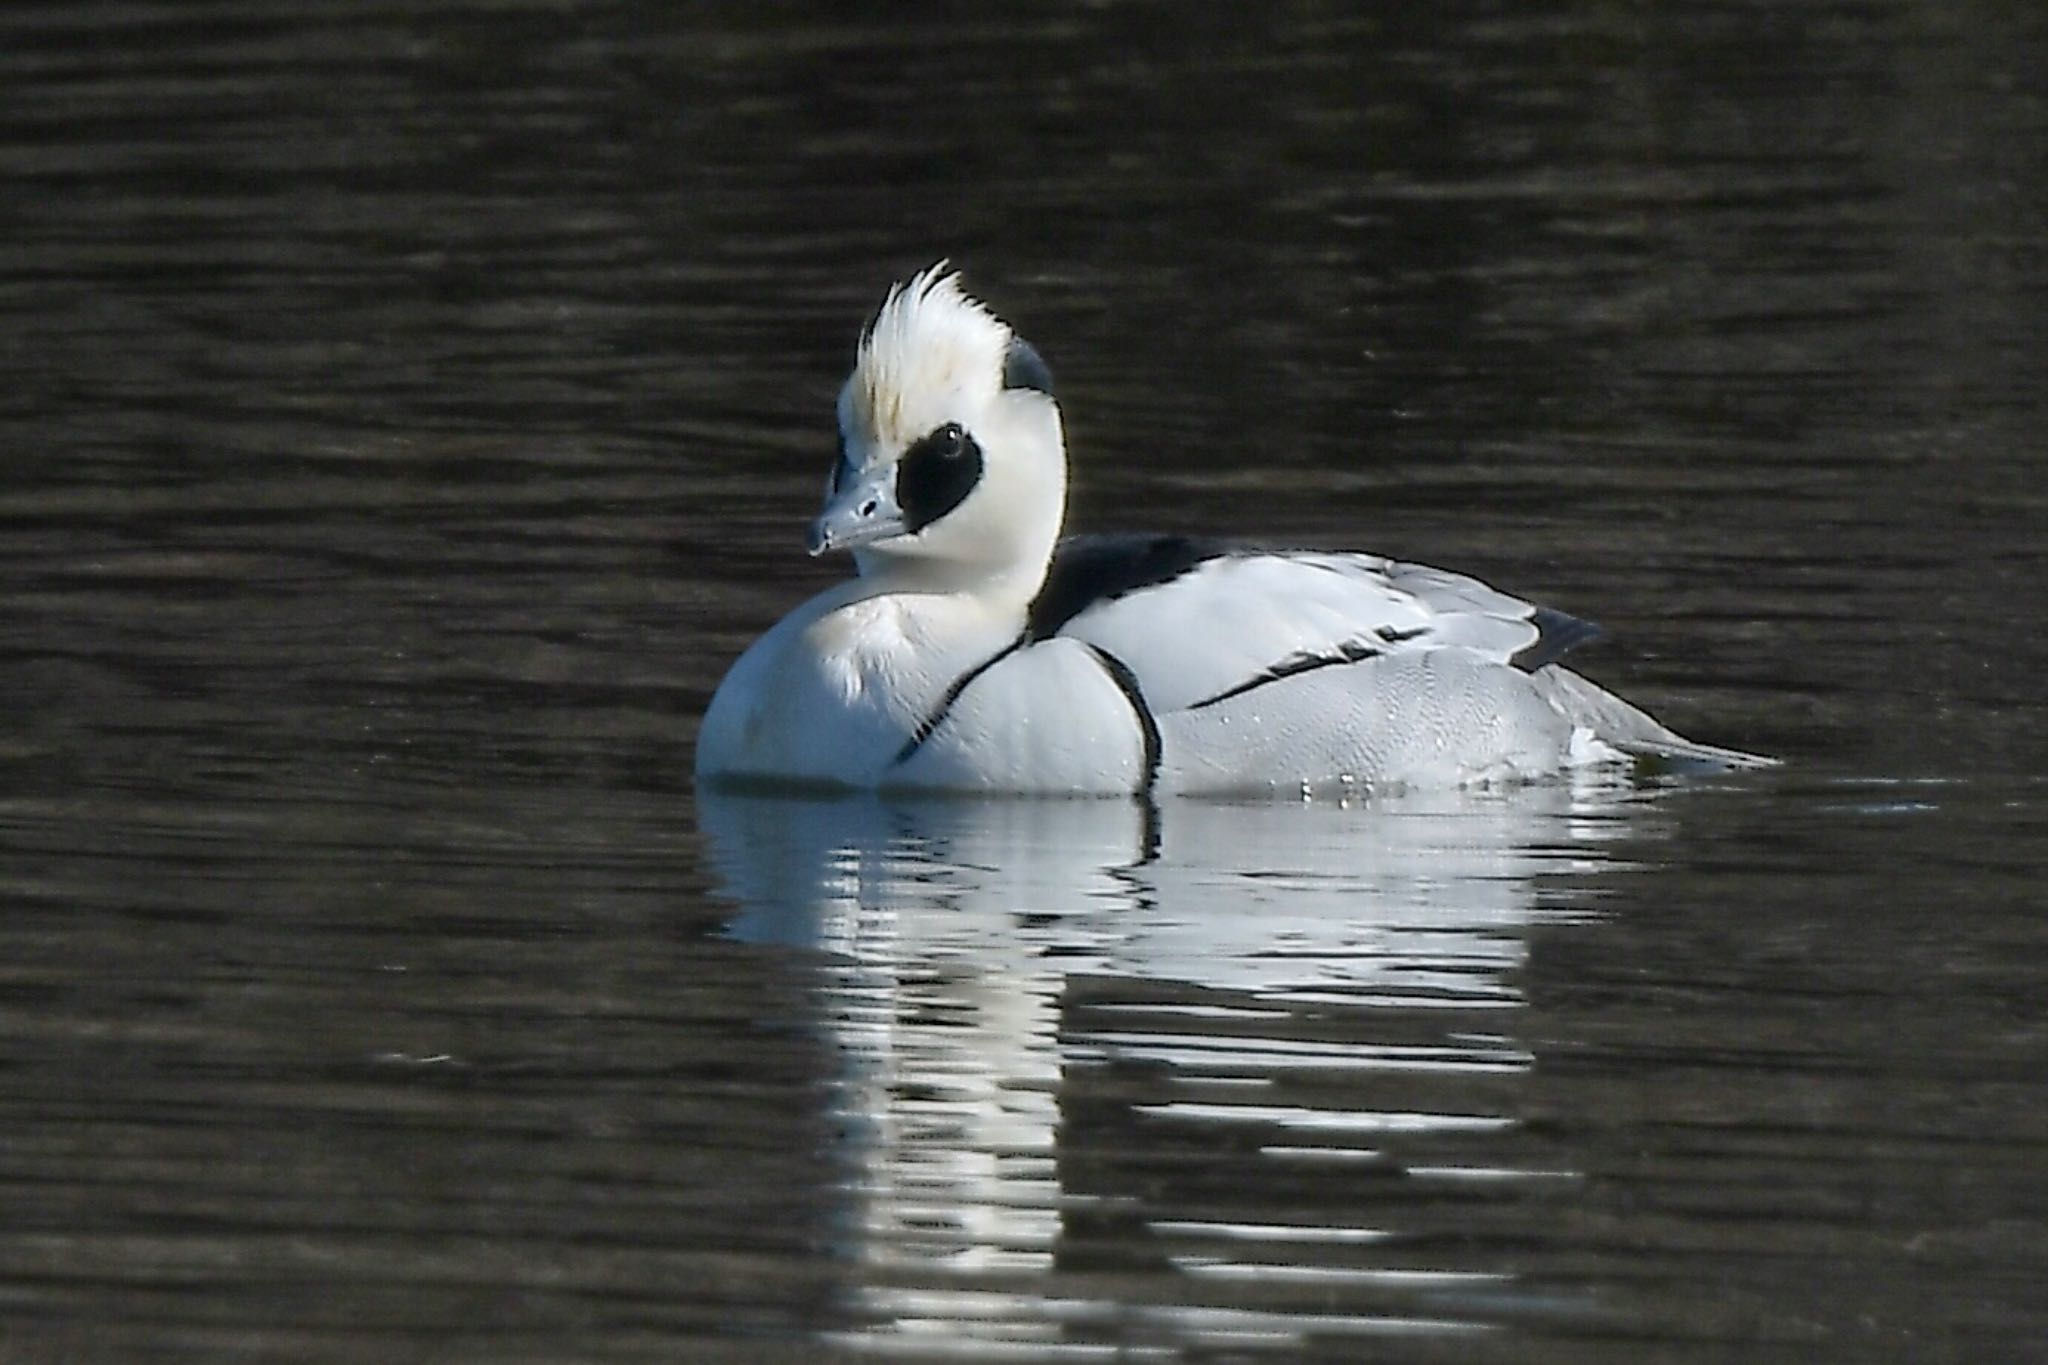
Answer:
xmin=1188 ymin=638 xmax=1385 ymax=710
xmin=1510 ymin=606 xmax=1607 ymax=672
xmin=1026 ymin=532 xmax=1231 ymax=641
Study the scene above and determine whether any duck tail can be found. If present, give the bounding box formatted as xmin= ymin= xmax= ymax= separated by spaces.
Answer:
xmin=1531 ymin=667 xmax=1779 ymax=773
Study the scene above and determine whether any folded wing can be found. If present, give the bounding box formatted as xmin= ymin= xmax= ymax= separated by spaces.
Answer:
xmin=1036 ymin=534 xmax=1602 ymax=715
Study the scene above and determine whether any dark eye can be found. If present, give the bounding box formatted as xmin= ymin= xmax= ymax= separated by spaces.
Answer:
xmin=897 ymin=422 xmax=983 ymax=533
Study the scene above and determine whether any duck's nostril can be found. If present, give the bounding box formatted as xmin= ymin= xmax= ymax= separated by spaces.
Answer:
xmin=859 ymin=498 xmax=877 ymax=516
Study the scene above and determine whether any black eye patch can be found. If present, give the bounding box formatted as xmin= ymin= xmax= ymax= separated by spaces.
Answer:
xmin=896 ymin=422 xmax=983 ymax=533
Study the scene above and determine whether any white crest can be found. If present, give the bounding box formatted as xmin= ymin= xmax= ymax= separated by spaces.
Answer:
xmin=844 ymin=263 xmax=1015 ymax=450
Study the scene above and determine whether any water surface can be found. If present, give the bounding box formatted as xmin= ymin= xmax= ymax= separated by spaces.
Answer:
xmin=2 ymin=2 xmax=2045 ymax=1360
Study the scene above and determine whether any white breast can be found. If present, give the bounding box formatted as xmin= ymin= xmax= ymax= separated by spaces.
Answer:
xmin=696 ymin=585 xmax=1147 ymax=792
xmin=696 ymin=586 xmax=1000 ymax=787
xmin=890 ymin=637 xmax=1147 ymax=794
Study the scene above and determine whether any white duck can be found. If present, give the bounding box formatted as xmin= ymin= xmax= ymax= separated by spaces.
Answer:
xmin=695 ymin=266 xmax=1771 ymax=797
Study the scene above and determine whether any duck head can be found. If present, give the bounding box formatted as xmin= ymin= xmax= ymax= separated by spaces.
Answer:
xmin=809 ymin=265 xmax=1065 ymax=596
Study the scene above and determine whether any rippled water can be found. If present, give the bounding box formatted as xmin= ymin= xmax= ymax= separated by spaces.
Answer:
xmin=3 ymin=2 xmax=2046 ymax=1360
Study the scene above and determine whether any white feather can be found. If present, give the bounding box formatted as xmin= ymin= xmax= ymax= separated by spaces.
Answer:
xmin=844 ymin=264 xmax=1010 ymax=456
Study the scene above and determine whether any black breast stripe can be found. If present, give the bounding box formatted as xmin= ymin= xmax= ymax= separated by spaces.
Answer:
xmin=1084 ymin=644 xmax=1162 ymax=795
xmin=891 ymin=637 xmax=1025 ymax=767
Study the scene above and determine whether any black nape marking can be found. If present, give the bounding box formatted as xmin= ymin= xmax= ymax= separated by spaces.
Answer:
xmin=1085 ymin=644 xmax=1162 ymax=794
xmin=1375 ymin=624 xmax=1430 ymax=645
xmin=1027 ymin=533 xmax=1230 ymax=640
xmin=1003 ymin=337 xmax=1054 ymax=396
xmin=1190 ymin=639 xmax=1383 ymax=710
xmin=1511 ymin=607 xmax=1607 ymax=672
xmin=897 ymin=422 xmax=983 ymax=533
xmin=891 ymin=637 xmax=1024 ymax=767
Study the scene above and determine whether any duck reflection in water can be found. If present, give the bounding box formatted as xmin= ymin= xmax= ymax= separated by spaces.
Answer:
xmin=698 ymin=782 xmax=1655 ymax=1347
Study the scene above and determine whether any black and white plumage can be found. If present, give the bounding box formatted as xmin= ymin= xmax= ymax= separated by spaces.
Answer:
xmin=694 ymin=266 xmax=1772 ymax=796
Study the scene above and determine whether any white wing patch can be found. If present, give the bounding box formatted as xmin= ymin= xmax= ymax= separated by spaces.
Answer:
xmin=1052 ymin=551 xmax=1551 ymax=715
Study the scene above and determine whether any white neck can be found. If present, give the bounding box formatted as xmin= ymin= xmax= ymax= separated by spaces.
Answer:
xmin=852 ymin=514 xmax=1058 ymax=610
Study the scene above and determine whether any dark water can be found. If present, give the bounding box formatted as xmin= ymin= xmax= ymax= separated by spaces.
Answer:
xmin=4 ymin=2 xmax=2046 ymax=1360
